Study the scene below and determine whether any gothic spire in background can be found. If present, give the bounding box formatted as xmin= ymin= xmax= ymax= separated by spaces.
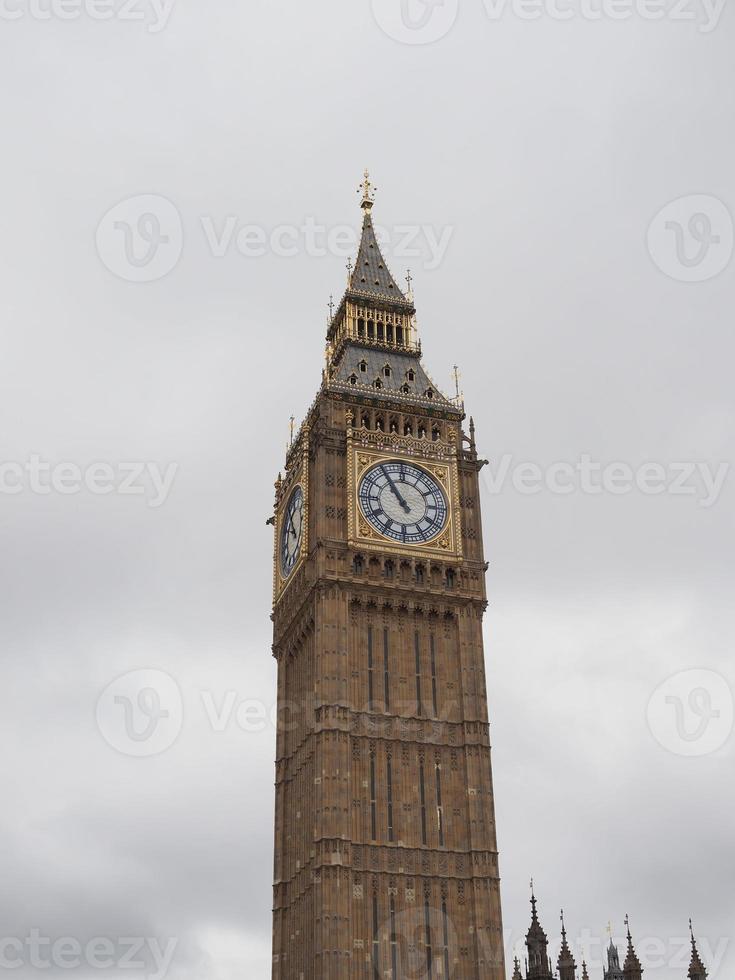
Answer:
xmin=557 ymin=911 xmax=577 ymax=980
xmin=525 ymin=886 xmax=554 ymax=980
xmin=622 ymin=916 xmax=643 ymax=980
xmin=688 ymin=921 xmax=708 ymax=980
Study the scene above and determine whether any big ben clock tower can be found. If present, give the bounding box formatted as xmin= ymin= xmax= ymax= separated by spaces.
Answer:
xmin=270 ymin=174 xmax=506 ymax=980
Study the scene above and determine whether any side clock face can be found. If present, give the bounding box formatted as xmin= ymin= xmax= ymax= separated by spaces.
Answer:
xmin=359 ymin=461 xmax=448 ymax=544
xmin=280 ymin=486 xmax=304 ymax=577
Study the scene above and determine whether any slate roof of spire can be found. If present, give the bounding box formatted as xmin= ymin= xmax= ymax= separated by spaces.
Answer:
xmin=349 ymin=211 xmax=410 ymax=305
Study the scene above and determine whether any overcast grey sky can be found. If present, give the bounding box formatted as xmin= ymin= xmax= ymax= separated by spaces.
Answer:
xmin=1 ymin=1 xmax=733 ymax=978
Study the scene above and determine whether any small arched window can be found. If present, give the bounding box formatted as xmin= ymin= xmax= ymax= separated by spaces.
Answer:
xmin=426 ymin=389 xmax=434 ymax=400
xmin=383 ymin=365 xmax=392 ymax=378
xmin=396 ymin=326 xmax=404 ymax=345
xmin=359 ymin=360 xmax=368 ymax=373
xmin=349 ymin=374 xmax=358 ymax=386
xmin=367 ymin=320 xmax=375 ymax=339
xmin=415 ymin=564 xmax=426 ymax=585
xmin=357 ymin=318 xmax=365 ymax=337
xmin=446 ymin=568 xmax=455 ymax=589
xmin=353 ymin=555 xmax=364 ymax=576
xmin=401 ymin=384 xmax=411 ymax=394
xmin=407 ymin=370 xmax=415 ymax=383
xmin=374 ymin=379 xmax=383 ymax=390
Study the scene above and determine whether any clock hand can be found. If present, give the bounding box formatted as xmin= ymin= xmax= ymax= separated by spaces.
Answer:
xmin=285 ymin=513 xmax=297 ymax=541
xmin=381 ymin=466 xmax=411 ymax=514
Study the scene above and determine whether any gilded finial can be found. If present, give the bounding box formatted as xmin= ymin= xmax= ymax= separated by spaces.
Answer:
xmin=359 ymin=169 xmax=376 ymax=210
xmin=406 ymin=268 xmax=414 ymax=298
xmin=289 ymin=415 xmax=296 ymax=448
xmin=346 ymin=257 xmax=353 ymax=283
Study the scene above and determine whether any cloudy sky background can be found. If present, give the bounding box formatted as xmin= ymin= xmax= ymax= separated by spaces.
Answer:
xmin=1 ymin=1 xmax=734 ymax=977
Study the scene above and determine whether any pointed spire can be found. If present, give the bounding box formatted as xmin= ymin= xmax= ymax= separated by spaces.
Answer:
xmin=525 ymin=884 xmax=553 ymax=980
xmin=582 ymin=962 xmax=590 ymax=980
xmin=688 ymin=921 xmax=708 ymax=980
xmin=512 ymin=956 xmax=524 ymax=980
xmin=622 ymin=916 xmax=643 ymax=980
xmin=558 ymin=910 xmax=577 ymax=980
xmin=344 ymin=170 xmax=411 ymax=306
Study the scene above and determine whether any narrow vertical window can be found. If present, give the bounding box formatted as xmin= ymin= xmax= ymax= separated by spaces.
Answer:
xmin=390 ymin=897 xmax=398 ymax=979
xmin=430 ymin=634 xmax=438 ymax=717
xmin=367 ymin=626 xmax=374 ymax=708
xmin=370 ymin=751 xmax=377 ymax=842
xmin=387 ymin=756 xmax=394 ymax=842
xmin=442 ymin=899 xmax=450 ymax=978
xmin=415 ymin=631 xmax=422 ymax=717
xmin=372 ymin=894 xmax=380 ymax=978
xmin=424 ymin=899 xmax=433 ymax=975
xmin=435 ymin=763 xmax=445 ymax=847
xmin=419 ymin=762 xmax=427 ymax=846
xmin=383 ymin=627 xmax=390 ymax=711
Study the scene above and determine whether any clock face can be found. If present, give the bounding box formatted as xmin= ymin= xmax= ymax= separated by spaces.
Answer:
xmin=358 ymin=461 xmax=448 ymax=544
xmin=280 ymin=486 xmax=304 ymax=577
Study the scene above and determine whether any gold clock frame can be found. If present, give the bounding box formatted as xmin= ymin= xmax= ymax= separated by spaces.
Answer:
xmin=346 ymin=419 xmax=463 ymax=562
xmin=273 ymin=430 xmax=310 ymax=602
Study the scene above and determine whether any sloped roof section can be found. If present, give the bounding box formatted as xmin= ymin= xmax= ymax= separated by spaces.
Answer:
xmin=330 ymin=345 xmax=457 ymax=411
xmin=350 ymin=212 xmax=409 ymax=304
